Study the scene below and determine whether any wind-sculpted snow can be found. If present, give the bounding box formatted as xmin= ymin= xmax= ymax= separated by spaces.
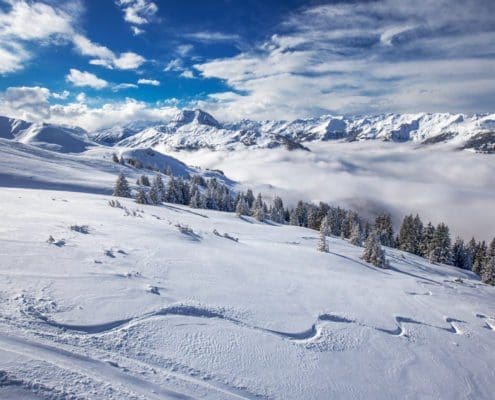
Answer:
xmin=1 ymin=189 xmax=495 ymax=399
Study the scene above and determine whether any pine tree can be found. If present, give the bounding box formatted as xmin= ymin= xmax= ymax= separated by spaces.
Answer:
xmin=113 ymin=173 xmax=131 ymax=198
xmin=254 ymin=205 xmax=265 ymax=222
xmin=137 ymin=175 xmax=150 ymax=186
xmin=235 ymin=197 xmax=249 ymax=216
xmin=349 ymin=221 xmax=362 ymax=246
xmin=488 ymin=238 xmax=495 ymax=258
xmin=452 ymin=237 xmax=470 ymax=269
xmin=135 ymin=187 xmax=148 ymax=204
xmin=428 ymin=223 xmax=452 ymax=264
xmin=251 ymin=193 xmax=265 ymax=221
xmin=317 ymin=218 xmax=329 ymax=253
xmin=481 ymin=256 xmax=494 ymax=285
xmin=112 ymin=153 xmax=119 ymax=163
xmin=307 ymin=207 xmax=319 ymax=230
xmin=374 ymin=213 xmax=394 ymax=247
xmin=119 ymin=155 xmax=125 ymax=165
xmin=421 ymin=222 xmax=435 ymax=257
xmin=189 ymin=189 xmax=202 ymax=208
xmin=148 ymin=184 xmax=159 ymax=205
xmin=269 ymin=196 xmax=285 ymax=223
xmin=245 ymin=189 xmax=255 ymax=209
xmin=362 ymin=233 xmax=388 ymax=268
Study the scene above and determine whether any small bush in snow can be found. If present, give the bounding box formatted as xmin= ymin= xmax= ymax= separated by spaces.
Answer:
xmin=108 ymin=199 xmax=123 ymax=208
xmin=70 ymin=225 xmax=89 ymax=234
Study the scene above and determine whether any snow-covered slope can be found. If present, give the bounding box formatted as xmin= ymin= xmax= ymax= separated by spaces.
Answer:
xmin=0 ymin=116 xmax=97 ymax=153
xmin=94 ymin=110 xmax=495 ymax=153
xmin=0 ymin=187 xmax=494 ymax=399
xmin=0 ymin=138 xmax=232 ymax=194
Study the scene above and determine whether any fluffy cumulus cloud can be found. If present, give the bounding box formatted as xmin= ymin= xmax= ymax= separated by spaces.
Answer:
xmin=72 ymin=34 xmax=145 ymax=70
xmin=0 ymin=1 xmax=145 ymax=74
xmin=0 ymin=0 xmax=75 ymax=73
xmin=0 ymin=85 xmax=178 ymax=130
xmin=66 ymin=69 xmax=108 ymax=89
xmin=194 ymin=0 xmax=495 ymax=120
xmin=0 ymin=86 xmax=51 ymax=120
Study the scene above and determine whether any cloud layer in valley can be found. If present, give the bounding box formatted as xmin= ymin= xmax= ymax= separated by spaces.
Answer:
xmin=170 ymin=143 xmax=495 ymax=241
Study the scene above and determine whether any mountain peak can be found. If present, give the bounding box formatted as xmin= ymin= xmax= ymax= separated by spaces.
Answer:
xmin=172 ymin=109 xmax=221 ymax=128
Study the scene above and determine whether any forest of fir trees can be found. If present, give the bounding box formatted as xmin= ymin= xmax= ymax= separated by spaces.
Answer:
xmin=112 ymin=168 xmax=495 ymax=285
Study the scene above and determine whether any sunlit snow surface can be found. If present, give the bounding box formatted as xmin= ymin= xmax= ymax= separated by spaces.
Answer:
xmin=1 ymin=188 xmax=494 ymax=399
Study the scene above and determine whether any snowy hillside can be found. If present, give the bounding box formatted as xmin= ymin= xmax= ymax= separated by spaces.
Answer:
xmin=0 ymin=116 xmax=96 ymax=153
xmin=1 ymin=187 xmax=495 ymax=399
xmin=90 ymin=110 xmax=495 ymax=153
xmin=0 ymin=138 xmax=232 ymax=194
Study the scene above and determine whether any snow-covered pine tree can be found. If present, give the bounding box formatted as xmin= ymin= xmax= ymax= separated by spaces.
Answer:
xmin=398 ymin=214 xmax=416 ymax=254
xmin=148 ymin=184 xmax=160 ymax=205
xmin=138 ymin=175 xmax=150 ymax=186
xmin=245 ymin=189 xmax=255 ymax=209
xmin=189 ymin=185 xmax=202 ymax=208
xmin=235 ymin=196 xmax=249 ymax=216
xmin=428 ymin=223 xmax=452 ymax=264
xmin=119 ymin=155 xmax=125 ymax=165
xmin=481 ymin=256 xmax=494 ymax=285
xmin=421 ymin=222 xmax=435 ymax=257
xmin=274 ymin=197 xmax=286 ymax=223
xmin=452 ymin=237 xmax=470 ymax=269
xmin=489 ymin=237 xmax=495 ymax=258
xmin=307 ymin=206 xmax=319 ymax=230
xmin=113 ymin=173 xmax=131 ymax=198
xmin=135 ymin=187 xmax=148 ymax=204
xmin=151 ymin=174 xmax=165 ymax=202
xmin=349 ymin=221 xmax=362 ymax=246
xmin=317 ymin=218 xmax=329 ymax=252
xmin=362 ymin=233 xmax=387 ymax=268
xmin=112 ymin=153 xmax=119 ymax=163
xmin=373 ymin=213 xmax=394 ymax=247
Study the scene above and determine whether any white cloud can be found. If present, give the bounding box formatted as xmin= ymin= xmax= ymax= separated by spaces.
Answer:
xmin=180 ymin=69 xmax=195 ymax=79
xmin=116 ymin=0 xmax=158 ymax=25
xmin=193 ymin=0 xmax=495 ymax=120
xmin=0 ymin=0 xmax=73 ymax=41
xmin=49 ymin=98 xmax=177 ymax=131
xmin=0 ymin=1 xmax=146 ymax=74
xmin=131 ymin=26 xmax=144 ymax=36
xmin=185 ymin=32 xmax=240 ymax=43
xmin=66 ymin=69 xmax=109 ymax=89
xmin=0 ymin=86 xmax=51 ymax=121
xmin=73 ymin=34 xmax=145 ymax=70
xmin=164 ymin=58 xmax=184 ymax=72
xmin=112 ymin=83 xmax=139 ymax=91
xmin=138 ymin=78 xmax=160 ymax=86
xmin=116 ymin=0 xmax=158 ymax=34
xmin=75 ymin=92 xmax=86 ymax=103
xmin=177 ymin=44 xmax=193 ymax=57
xmin=0 ymin=0 xmax=76 ymax=74
xmin=52 ymin=90 xmax=70 ymax=100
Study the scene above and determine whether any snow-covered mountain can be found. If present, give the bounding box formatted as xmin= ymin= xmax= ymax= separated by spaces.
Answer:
xmin=90 ymin=110 xmax=495 ymax=153
xmin=0 ymin=115 xmax=96 ymax=153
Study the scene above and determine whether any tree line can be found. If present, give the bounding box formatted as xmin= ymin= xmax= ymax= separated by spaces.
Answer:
xmin=113 ymin=170 xmax=495 ymax=284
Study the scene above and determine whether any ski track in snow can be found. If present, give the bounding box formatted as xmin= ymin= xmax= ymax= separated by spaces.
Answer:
xmin=0 ymin=332 xmax=196 ymax=400
xmin=476 ymin=313 xmax=495 ymax=331
xmin=25 ymin=304 xmax=470 ymax=343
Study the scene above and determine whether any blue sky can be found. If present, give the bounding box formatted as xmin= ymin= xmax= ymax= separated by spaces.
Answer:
xmin=0 ymin=0 xmax=494 ymax=129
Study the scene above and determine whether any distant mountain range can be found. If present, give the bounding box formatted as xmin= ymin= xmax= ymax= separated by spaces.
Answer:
xmin=1 ymin=109 xmax=495 ymax=154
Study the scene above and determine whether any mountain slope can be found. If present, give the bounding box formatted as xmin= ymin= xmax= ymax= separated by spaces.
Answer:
xmin=0 ymin=116 xmax=96 ymax=153
xmin=0 ymin=187 xmax=494 ymax=399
